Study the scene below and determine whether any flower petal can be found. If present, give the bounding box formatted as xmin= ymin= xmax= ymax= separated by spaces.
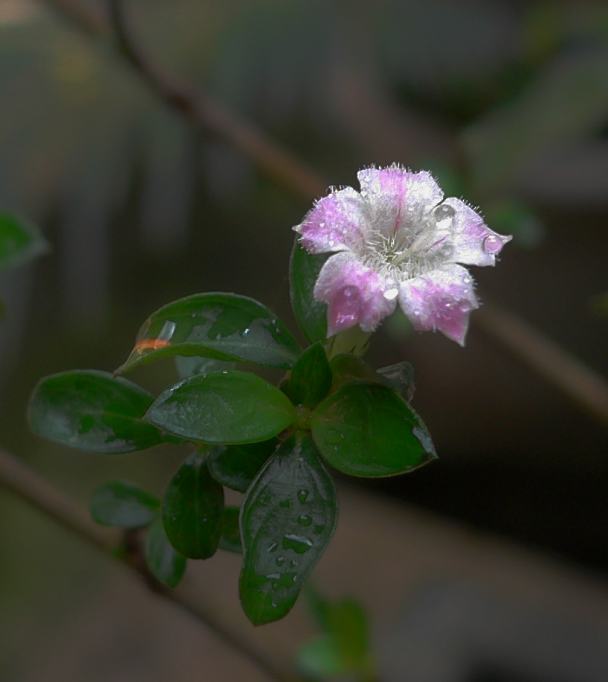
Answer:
xmin=442 ymin=198 xmax=512 ymax=267
xmin=314 ymin=252 xmax=396 ymax=336
xmin=357 ymin=166 xmax=443 ymax=235
xmin=398 ymin=264 xmax=479 ymax=346
xmin=293 ymin=187 xmax=366 ymax=254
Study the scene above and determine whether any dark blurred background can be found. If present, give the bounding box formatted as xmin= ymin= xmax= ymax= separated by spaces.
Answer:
xmin=1 ymin=1 xmax=607 ymax=681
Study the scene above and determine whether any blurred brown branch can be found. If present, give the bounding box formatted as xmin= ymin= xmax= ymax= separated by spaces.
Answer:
xmin=0 ymin=447 xmax=300 ymax=682
xmin=39 ymin=0 xmax=608 ymax=426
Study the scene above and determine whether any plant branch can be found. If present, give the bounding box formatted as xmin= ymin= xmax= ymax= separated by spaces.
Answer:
xmin=0 ymin=447 xmax=299 ymax=682
xmin=476 ymin=305 xmax=608 ymax=425
xmin=39 ymin=0 xmax=608 ymax=425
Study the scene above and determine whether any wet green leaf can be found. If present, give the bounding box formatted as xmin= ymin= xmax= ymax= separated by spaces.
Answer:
xmin=219 ymin=506 xmax=242 ymax=553
xmin=28 ymin=370 xmax=164 ymax=454
xmin=283 ymin=343 xmax=332 ymax=409
xmin=162 ymin=452 xmax=224 ymax=559
xmin=118 ymin=293 xmax=300 ymax=373
xmin=90 ymin=480 xmax=159 ymax=527
xmin=289 ymin=241 xmax=328 ymax=344
xmin=175 ymin=356 xmax=235 ymax=380
xmin=311 ymin=383 xmax=436 ymax=477
xmin=207 ymin=440 xmax=277 ymax=492
xmin=146 ymin=370 xmax=296 ymax=444
xmin=329 ymin=354 xmax=379 ymax=390
xmin=0 ymin=214 xmax=47 ymax=272
xmin=145 ymin=517 xmax=187 ymax=588
xmin=239 ymin=432 xmax=337 ymax=625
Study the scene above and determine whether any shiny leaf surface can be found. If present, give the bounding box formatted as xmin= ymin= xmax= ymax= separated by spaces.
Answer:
xmin=239 ymin=433 xmax=337 ymax=625
xmin=284 ymin=343 xmax=332 ymax=408
xmin=207 ymin=440 xmax=277 ymax=492
xmin=119 ymin=293 xmax=300 ymax=373
xmin=311 ymin=383 xmax=436 ymax=477
xmin=162 ymin=453 xmax=224 ymax=559
xmin=289 ymin=241 xmax=328 ymax=344
xmin=90 ymin=480 xmax=159 ymax=527
xmin=146 ymin=371 xmax=296 ymax=444
xmin=29 ymin=370 xmax=164 ymax=454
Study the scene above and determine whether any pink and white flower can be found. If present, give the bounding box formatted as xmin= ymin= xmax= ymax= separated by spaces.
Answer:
xmin=294 ymin=165 xmax=511 ymax=345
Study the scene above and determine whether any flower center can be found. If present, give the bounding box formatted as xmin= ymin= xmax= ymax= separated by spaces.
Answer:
xmin=357 ymin=203 xmax=455 ymax=286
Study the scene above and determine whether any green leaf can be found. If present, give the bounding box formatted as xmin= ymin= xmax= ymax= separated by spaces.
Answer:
xmin=289 ymin=241 xmax=328 ymax=344
xmin=28 ymin=370 xmax=164 ymax=454
xmin=239 ymin=432 xmax=337 ymax=625
xmin=146 ymin=370 xmax=296 ymax=444
xmin=283 ymin=343 xmax=332 ymax=408
xmin=0 ymin=214 xmax=47 ymax=272
xmin=145 ymin=517 xmax=187 ymax=588
xmin=311 ymin=383 xmax=436 ymax=477
xmin=90 ymin=480 xmax=159 ymax=527
xmin=162 ymin=452 xmax=224 ymax=559
xmin=219 ymin=506 xmax=242 ymax=553
xmin=297 ymin=636 xmax=344 ymax=678
xmin=329 ymin=354 xmax=379 ymax=390
xmin=298 ymin=595 xmax=374 ymax=679
xmin=118 ymin=293 xmax=300 ymax=373
xmin=207 ymin=440 xmax=277 ymax=492
xmin=175 ymin=356 xmax=235 ymax=380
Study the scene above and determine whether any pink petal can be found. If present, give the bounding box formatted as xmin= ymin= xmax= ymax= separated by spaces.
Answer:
xmin=398 ymin=264 xmax=479 ymax=346
xmin=314 ymin=252 xmax=396 ymax=336
xmin=442 ymin=198 xmax=512 ymax=267
xmin=294 ymin=187 xmax=365 ymax=254
xmin=357 ymin=166 xmax=443 ymax=234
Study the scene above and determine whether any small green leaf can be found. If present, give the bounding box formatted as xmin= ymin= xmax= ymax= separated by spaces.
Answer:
xmin=207 ymin=440 xmax=277 ymax=492
xmin=90 ymin=480 xmax=159 ymax=527
xmin=28 ymin=370 xmax=164 ymax=454
xmin=298 ymin=594 xmax=375 ymax=679
xmin=377 ymin=361 xmax=415 ymax=402
xmin=297 ymin=636 xmax=344 ymax=678
xmin=311 ymin=383 xmax=436 ymax=477
xmin=118 ymin=293 xmax=300 ymax=373
xmin=239 ymin=432 xmax=337 ymax=625
xmin=289 ymin=241 xmax=328 ymax=344
xmin=0 ymin=214 xmax=47 ymax=272
xmin=175 ymin=356 xmax=235 ymax=380
xmin=219 ymin=506 xmax=242 ymax=553
xmin=329 ymin=354 xmax=379 ymax=390
xmin=162 ymin=453 xmax=224 ymax=559
xmin=146 ymin=370 xmax=296 ymax=444
xmin=284 ymin=343 xmax=332 ymax=408
xmin=145 ymin=517 xmax=187 ymax=588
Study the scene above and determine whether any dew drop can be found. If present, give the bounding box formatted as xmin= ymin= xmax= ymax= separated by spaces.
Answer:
xmin=241 ymin=328 xmax=251 ymax=337
xmin=433 ymin=203 xmax=455 ymax=228
xmin=482 ymin=234 xmax=503 ymax=255
xmin=297 ymin=489 xmax=309 ymax=503
xmin=297 ymin=514 xmax=312 ymax=527
xmin=282 ymin=534 xmax=313 ymax=554
xmin=267 ymin=542 xmax=278 ymax=553
xmin=275 ymin=556 xmax=286 ymax=566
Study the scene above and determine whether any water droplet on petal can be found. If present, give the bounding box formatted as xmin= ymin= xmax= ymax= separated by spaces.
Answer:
xmin=482 ymin=234 xmax=503 ymax=255
xmin=275 ymin=556 xmax=285 ymax=566
xmin=297 ymin=489 xmax=309 ymax=503
xmin=282 ymin=534 xmax=313 ymax=554
xmin=433 ymin=203 xmax=455 ymax=229
xmin=297 ymin=514 xmax=312 ymax=527
xmin=383 ymin=287 xmax=399 ymax=301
